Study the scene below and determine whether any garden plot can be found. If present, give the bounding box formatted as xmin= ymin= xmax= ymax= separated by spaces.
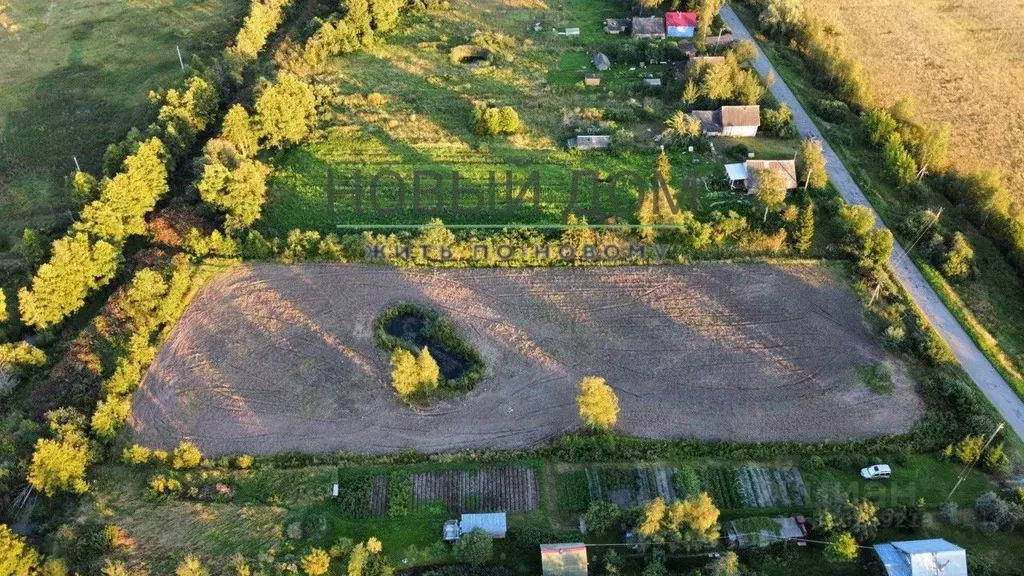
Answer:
xmin=585 ymin=467 xmax=677 ymax=508
xmin=131 ymin=263 xmax=924 ymax=455
xmin=736 ymin=466 xmax=808 ymax=508
xmin=410 ymin=466 xmax=539 ymax=514
xmin=583 ymin=464 xmax=808 ymax=510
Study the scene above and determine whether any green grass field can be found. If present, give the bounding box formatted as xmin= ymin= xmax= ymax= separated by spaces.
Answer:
xmin=0 ymin=0 xmax=245 ymax=251
xmin=261 ymin=0 xmax=799 ymax=236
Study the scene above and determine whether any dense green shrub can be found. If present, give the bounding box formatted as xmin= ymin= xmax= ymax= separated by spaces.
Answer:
xmin=473 ymin=104 xmax=521 ymax=136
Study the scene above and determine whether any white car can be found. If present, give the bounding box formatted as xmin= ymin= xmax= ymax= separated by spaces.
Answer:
xmin=860 ymin=464 xmax=892 ymax=480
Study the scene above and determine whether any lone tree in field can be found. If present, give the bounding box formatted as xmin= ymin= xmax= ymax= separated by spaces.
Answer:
xmin=175 ymin=555 xmax=209 ymax=576
xmin=753 ymin=168 xmax=788 ymax=223
xmin=577 ymin=376 xmax=619 ymax=430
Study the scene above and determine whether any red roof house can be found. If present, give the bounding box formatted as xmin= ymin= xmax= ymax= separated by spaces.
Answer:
xmin=665 ymin=12 xmax=698 ymax=38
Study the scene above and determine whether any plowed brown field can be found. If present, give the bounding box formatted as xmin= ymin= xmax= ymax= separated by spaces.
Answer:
xmin=130 ymin=263 xmax=923 ymax=455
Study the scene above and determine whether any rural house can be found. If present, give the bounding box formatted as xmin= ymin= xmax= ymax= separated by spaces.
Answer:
xmin=643 ymin=77 xmax=662 ymax=87
xmin=592 ymin=52 xmax=611 ymax=71
xmin=584 ymin=73 xmax=601 ymax=86
xmin=631 ymin=16 xmax=665 ymax=39
xmin=540 ymin=543 xmax=588 ymax=576
xmin=567 ymin=135 xmax=612 ymax=150
xmin=604 ymin=18 xmax=630 ymax=34
xmin=689 ymin=105 xmax=761 ymax=137
xmin=725 ymin=159 xmax=798 ymax=193
xmin=873 ymin=539 xmax=967 ymax=576
xmin=665 ymin=12 xmax=698 ymax=38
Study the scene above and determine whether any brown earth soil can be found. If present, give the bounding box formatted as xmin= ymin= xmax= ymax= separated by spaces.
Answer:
xmin=130 ymin=263 xmax=924 ymax=455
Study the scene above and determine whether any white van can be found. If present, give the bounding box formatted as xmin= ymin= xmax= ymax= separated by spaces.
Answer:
xmin=860 ymin=464 xmax=892 ymax=480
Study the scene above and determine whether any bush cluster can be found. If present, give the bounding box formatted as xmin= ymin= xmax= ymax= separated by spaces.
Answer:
xmin=374 ymin=302 xmax=486 ymax=394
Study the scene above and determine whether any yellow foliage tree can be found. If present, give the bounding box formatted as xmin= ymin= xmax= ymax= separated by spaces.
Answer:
xmin=635 ymin=493 xmax=720 ymax=551
xmin=392 ymin=347 xmax=440 ymax=399
xmin=576 ymin=376 xmax=619 ymax=430
xmin=416 ymin=347 xmax=440 ymax=389
xmin=391 ymin=349 xmax=421 ymax=398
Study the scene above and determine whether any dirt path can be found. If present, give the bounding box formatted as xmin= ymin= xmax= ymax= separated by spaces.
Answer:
xmin=721 ymin=4 xmax=1024 ymax=438
xmin=130 ymin=263 xmax=923 ymax=456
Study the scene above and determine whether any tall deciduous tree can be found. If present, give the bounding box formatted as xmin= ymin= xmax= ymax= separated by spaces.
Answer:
xmin=27 ymin=408 xmax=92 ymax=496
xmin=0 ymin=288 xmax=7 ymax=324
xmin=369 ymin=0 xmax=404 ymax=34
xmin=636 ymin=494 xmax=721 ymax=550
xmin=18 ymin=233 xmax=120 ymax=329
xmin=222 ymin=105 xmax=260 ymax=157
xmin=753 ymin=168 xmax=788 ymax=222
xmin=798 ymin=139 xmax=828 ymax=191
xmin=0 ymin=524 xmax=41 ymax=576
xmin=255 ymin=72 xmax=318 ymax=149
xmin=825 ymin=532 xmax=858 ymax=562
xmin=883 ymin=132 xmax=918 ymax=187
xmin=914 ymin=122 xmax=951 ymax=180
xmin=576 ymin=376 xmax=619 ymax=430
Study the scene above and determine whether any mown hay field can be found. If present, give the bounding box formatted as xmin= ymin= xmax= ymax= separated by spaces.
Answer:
xmin=0 ymin=0 xmax=244 ymax=250
xmin=802 ymin=0 xmax=1024 ymax=209
xmin=130 ymin=263 xmax=923 ymax=456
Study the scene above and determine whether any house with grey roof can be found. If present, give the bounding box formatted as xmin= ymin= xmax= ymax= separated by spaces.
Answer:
xmin=690 ymin=105 xmax=761 ymax=137
xmin=631 ymin=16 xmax=665 ymax=39
xmin=725 ymin=159 xmax=798 ymax=193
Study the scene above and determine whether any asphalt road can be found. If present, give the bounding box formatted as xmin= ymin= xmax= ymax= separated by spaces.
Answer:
xmin=721 ymin=4 xmax=1024 ymax=437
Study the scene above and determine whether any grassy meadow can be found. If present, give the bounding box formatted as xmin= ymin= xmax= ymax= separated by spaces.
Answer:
xmin=0 ymin=0 xmax=245 ymax=252
xmin=801 ymin=0 xmax=1024 ymax=212
xmin=262 ymin=0 xmax=799 ymax=235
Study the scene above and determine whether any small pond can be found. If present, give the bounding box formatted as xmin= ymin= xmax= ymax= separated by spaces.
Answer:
xmin=384 ymin=314 xmax=472 ymax=381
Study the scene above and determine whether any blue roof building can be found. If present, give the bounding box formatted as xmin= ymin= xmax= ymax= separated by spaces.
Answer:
xmin=873 ymin=539 xmax=968 ymax=576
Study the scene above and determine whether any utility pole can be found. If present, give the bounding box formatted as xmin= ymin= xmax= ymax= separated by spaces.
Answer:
xmin=946 ymin=422 xmax=1005 ymax=502
xmin=176 ymin=45 xmax=185 ymax=71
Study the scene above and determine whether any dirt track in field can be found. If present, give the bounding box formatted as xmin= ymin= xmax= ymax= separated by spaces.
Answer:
xmin=130 ymin=263 xmax=924 ymax=456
